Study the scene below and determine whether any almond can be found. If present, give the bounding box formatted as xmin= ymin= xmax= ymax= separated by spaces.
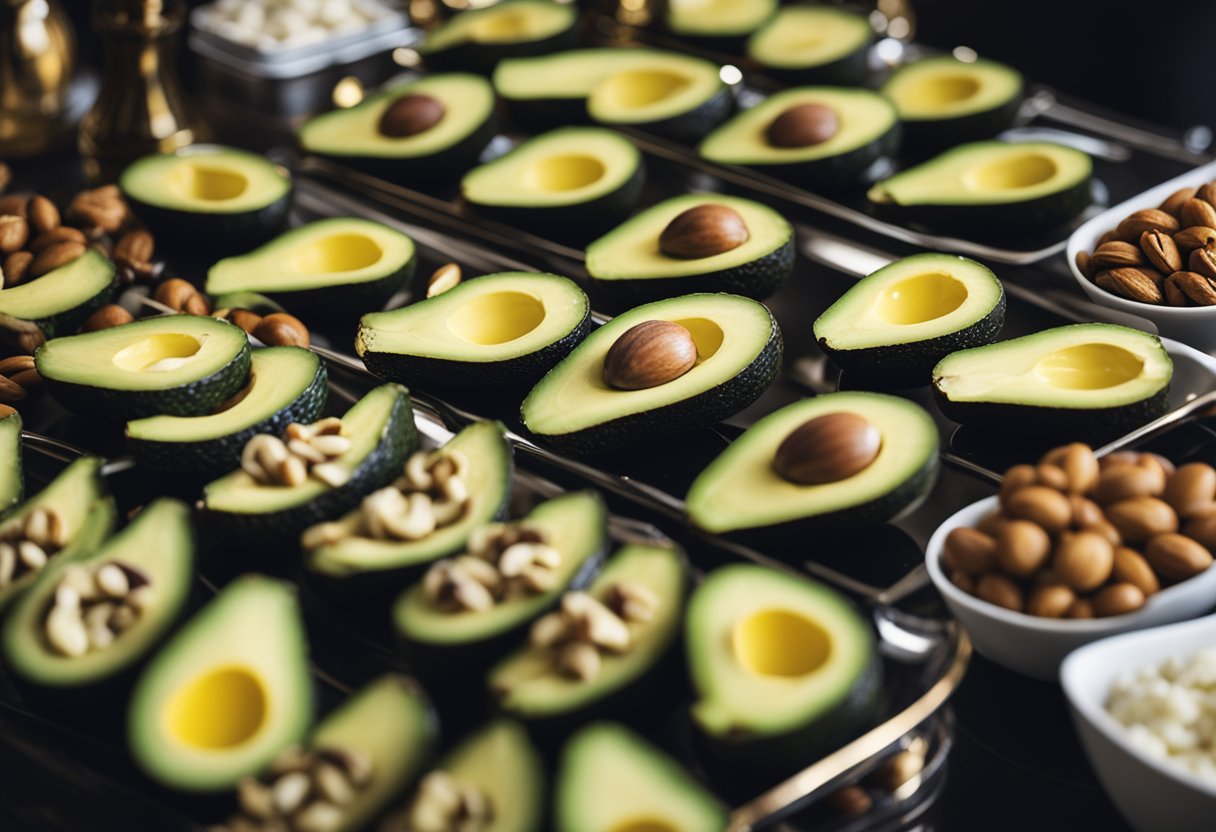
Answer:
xmin=1112 ymin=546 xmax=1160 ymax=596
xmin=1184 ymin=512 xmax=1216 ymax=550
xmin=1164 ymin=272 xmax=1195 ymax=306
xmin=1170 ymin=271 xmax=1216 ymax=306
xmin=79 ymin=304 xmax=134 ymax=332
xmin=1140 ymin=229 xmax=1183 ymax=274
xmin=1093 ymin=463 xmax=1164 ymax=504
xmin=1116 ymin=208 xmax=1179 ymax=242
xmin=113 ymin=229 xmax=154 ymax=267
xmin=27 ymin=195 xmax=59 ymax=234
xmin=1053 ymin=442 xmax=1099 ymax=494
xmin=1145 ymin=533 xmax=1213 ymax=582
xmin=1027 ymin=584 xmax=1077 ymax=618
xmin=1075 ymin=250 xmax=1091 ymax=278
xmin=1052 ymin=530 xmax=1114 ymax=591
xmin=253 ymin=313 xmax=309 ymax=348
xmin=996 ymin=519 xmax=1052 ymax=577
xmin=659 ymin=204 xmax=750 ymax=259
xmin=1004 ymin=485 xmax=1073 ymax=532
xmin=603 ymin=320 xmax=697 ymax=391
xmin=1070 ymin=495 xmax=1103 ymax=528
xmin=1066 ymin=598 xmax=1095 ymax=619
xmin=1196 ymin=182 xmax=1216 ymax=206
xmin=1180 ymin=197 xmax=1216 ymax=229
xmin=1172 ymin=226 xmax=1216 ymax=253
xmin=976 ymin=573 xmax=1024 ymax=612
xmin=1092 ymin=583 xmax=1146 ymax=617
xmin=225 ymin=308 xmax=263 ymax=334
xmin=1094 ymin=267 xmax=1163 ymax=304
xmin=2 ymin=251 xmax=31 ymax=287
xmin=951 ymin=570 xmax=976 ymax=594
xmin=29 ymin=241 xmax=84 ymax=278
xmin=773 ymin=411 xmax=881 ymax=485
xmin=1160 ymin=186 xmax=1197 ymax=217
xmin=999 ymin=463 xmax=1039 ymax=508
xmin=1162 ymin=462 xmax=1216 ymax=519
xmin=378 ymin=93 xmax=445 ymax=138
xmin=765 ymin=103 xmax=839 ymax=148
xmin=1106 ymin=496 xmax=1178 ymax=543
xmin=944 ymin=527 xmax=998 ymax=574
xmin=1189 ymin=246 xmax=1216 ymax=280
xmin=1034 ymin=464 xmax=1069 ymax=492
xmin=1089 ymin=241 xmax=1144 ymax=272
xmin=28 ymin=226 xmax=86 ymax=255
xmin=1082 ymin=519 xmax=1122 ymax=547
xmin=0 ymin=215 xmax=28 ymax=254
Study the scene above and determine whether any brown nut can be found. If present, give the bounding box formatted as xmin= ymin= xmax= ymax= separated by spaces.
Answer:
xmin=378 ymin=93 xmax=446 ymax=138
xmin=1164 ymin=272 xmax=1190 ymax=306
xmin=2 ymin=251 xmax=32 ymax=287
xmin=27 ymin=195 xmax=59 ymax=234
xmin=604 ymin=320 xmax=698 ymax=392
xmin=67 ymin=189 xmax=127 ymax=234
xmin=773 ymin=411 xmax=881 ymax=485
xmin=1027 ymin=584 xmax=1077 ymax=618
xmin=999 ymin=464 xmax=1039 ymax=508
xmin=659 ymin=204 xmax=750 ymax=260
xmin=28 ymin=225 xmax=86 ymax=255
xmin=1169 ymin=270 xmax=1216 ymax=305
xmin=29 ymin=241 xmax=84 ymax=278
xmin=1173 ymin=226 xmax=1216 ymax=253
xmin=1162 ymin=462 xmax=1216 ymax=519
xmin=1004 ymin=486 xmax=1072 ymax=533
xmin=113 ymin=229 xmax=154 ymax=267
xmin=1034 ymin=464 xmax=1069 ymax=492
xmin=1160 ymin=186 xmax=1198 ymax=217
xmin=976 ymin=510 xmax=1006 ymax=538
xmin=1141 ymin=229 xmax=1183 ymax=275
xmin=1070 ymin=495 xmax=1104 ymax=528
xmin=976 ymin=573 xmax=1024 ymax=612
xmin=1093 ymin=463 xmax=1165 ymax=504
xmin=1183 ymin=512 xmax=1216 ymax=551
xmin=765 ymin=103 xmax=839 ymax=148
xmin=1189 ymin=246 xmax=1216 ymax=280
xmin=1075 ymin=250 xmax=1091 ymax=278
xmin=0 ymin=194 xmax=28 ymax=216
xmin=825 ymin=786 xmax=872 ymax=818
xmin=951 ymin=569 xmax=977 ymax=594
xmin=996 ymin=519 xmax=1052 ymax=577
xmin=944 ymin=527 xmax=998 ymax=575
xmin=1197 ymin=183 xmax=1216 ymax=206
xmin=1094 ymin=267 xmax=1164 ymax=304
xmin=1055 ymin=443 xmax=1099 ymax=494
xmin=1180 ymin=198 xmax=1216 ymax=229
xmin=1089 ymin=241 xmax=1145 ymax=271
xmin=1066 ymin=598 xmax=1096 ymax=619
xmin=1116 ymin=208 xmax=1179 ymax=241
xmin=1106 ymin=496 xmax=1178 ymax=543
xmin=1082 ymin=519 xmax=1122 ymax=547
xmin=1092 ymin=583 xmax=1147 ymax=617
xmin=153 ymin=278 xmax=210 ymax=315
xmin=1144 ymin=533 xmax=1213 ymax=582
xmin=1052 ymin=530 xmax=1114 ymax=591
xmin=79 ymin=304 xmax=134 ymax=333
xmin=1100 ymin=451 xmax=1141 ymax=470
xmin=0 ymin=215 xmax=28 ymax=254
xmin=225 ymin=308 xmax=263 ymax=335
xmin=0 ymin=374 xmax=26 ymax=403
xmin=1112 ymin=546 xmax=1160 ymax=596
xmin=1139 ymin=453 xmax=1175 ymax=478
xmin=253 ymin=312 xmax=309 ymax=347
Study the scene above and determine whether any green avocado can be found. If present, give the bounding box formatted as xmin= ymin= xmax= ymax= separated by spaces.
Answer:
xmin=556 ymin=723 xmax=727 ymax=832
xmin=586 ymin=194 xmax=794 ymax=303
xmin=521 ymin=293 xmax=782 ymax=456
xmin=2 ymin=498 xmax=194 ymax=691
xmin=125 ymin=347 xmax=327 ymax=479
xmin=488 ymin=543 xmax=685 ymax=724
xmin=665 ymin=0 xmax=777 ymax=44
xmin=0 ymin=249 xmax=117 ymax=342
xmin=881 ymin=56 xmax=1024 ymax=152
xmin=687 ymin=564 xmax=880 ymax=775
xmin=36 ymin=315 xmax=252 ymax=420
xmin=420 ymin=0 xmax=579 ymax=74
xmin=746 ymin=5 xmax=874 ymax=85
xmin=932 ymin=322 xmax=1173 ymax=440
xmin=0 ymin=406 xmax=21 ymax=516
xmin=357 ymin=272 xmax=590 ymax=392
xmin=202 ymin=384 xmax=418 ymax=544
xmin=120 ymin=145 xmax=291 ymax=253
xmin=813 ymin=253 xmax=1006 ymax=386
xmin=299 ymin=73 xmax=497 ymax=180
xmin=461 ymin=128 xmax=645 ymax=235
xmin=687 ymin=392 xmax=939 ymax=534
xmin=867 ymin=140 xmax=1093 ymax=235
xmin=699 ymin=87 xmax=900 ymax=189
xmin=493 ymin=48 xmax=731 ymax=142
xmin=127 ymin=575 xmax=312 ymax=793
xmin=206 ymin=218 xmax=417 ymax=319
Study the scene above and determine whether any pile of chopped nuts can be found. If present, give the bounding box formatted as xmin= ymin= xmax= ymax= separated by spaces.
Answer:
xmin=380 ymin=770 xmax=493 ymax=832
xmin=44 ymin=560 xmax=153 ymax=657
xmin=0 ymin=507 xmax=67 ymax=589
xmin=241 ymin=418 xmax=350 ymax=488
xmin=529 ymin=583 xmax=658 ymax=681
xmin=421 ymin=523 xmax=560 ymax=612
xmin=212 ymin=745 xmax=373 ymax=832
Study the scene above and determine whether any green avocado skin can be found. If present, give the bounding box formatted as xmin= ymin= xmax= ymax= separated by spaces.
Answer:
xmin=504 ymin=87 xmax=733 ymax=143
xmin=466 ymin=164 xmax=645 ymax=236
xmin=758 ymin=38 xmax=874 ymax=87
xmin=306 ymin=114 xmax=499 ymax=182
xmin=40 ymin=342 xmax=252 ymax=421
xmin=15 ymin=271 xmax=120 ymax=342
xmin=127 ymin=359 xmax=328 ymax=480
xmin=933 ymin=386 xmax=1170 ymax=442
xmin=899 ymin=95 xmax=1024 ymax=156
xmin=734 ymin=123 xmax=901 ymax=191
xmin=423 ymin=27 xmax=580 ymax=75
xmin=123 ymin=191 xmax=292 ymax=256
xmin=259 ymin=256 xmax=417 ymax=321
xmin=819 ymin=294 xmax=1006 ymax=388
xmin=361 ymin=310 xmax=591 ymax=392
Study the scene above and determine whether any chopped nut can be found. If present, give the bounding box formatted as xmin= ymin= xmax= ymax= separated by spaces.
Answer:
xmin=294 ymin=802 xmax=344 ymax=832
xmin=313 ymin=762 xmax=355 ymax=805
xmin=451 ymin=572 xmax=494 ymax=611
xmin=279 ymin=456 xmax=309 ymax=487
xmin=95 ymin=562 xmax=129 ymax=598
xmin=311 ymin=462 xmax=350 ymax=488
xmin=289 ymin=438 xmax=328 ymax=465
xmin=606 ymin=581 xmax=659 ymax=623
xmin=452 ymin=555 xmax=501 ymax=590
xmin=530 ymin=612 xmax=571 ymax=648
xmin=17 ymin=540 xmax=47 ymax=570
xmin=46 ymin=603 xmax=88 ymax=657
xmin=559 ymin=641 xmax=601 ymax=681
xmin=272 ymin=770 xmax=312 ymax=815
xmin=301 ymin=522 xmax=345 ymax=551
xmin=238 ymin=777 xmax=275 ymax=819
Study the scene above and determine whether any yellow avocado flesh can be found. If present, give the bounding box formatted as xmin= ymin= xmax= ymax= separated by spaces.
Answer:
xmin=0 ymin=249 xmax=114 ymax=322
xmin=121 ymin=146 xmax=290 ymax=213
xmin=733 ymin=609 xmax=831 ymax=677
xmin=746 ymin=6 xmax=871 ymax=68
xmin=883 ymin=56 xmax=1022 ymax=120
xmin=667 ymin=0 xmax=777 ymax=36
xmin=423 ymin=0 xmax=574 ymax=50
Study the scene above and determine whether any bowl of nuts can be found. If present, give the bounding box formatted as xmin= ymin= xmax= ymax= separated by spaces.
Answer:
xmin=1068 ymin=160 xmax=1216 ymax=351
xmin=925 ymin=442 xmax=1216 ymax=681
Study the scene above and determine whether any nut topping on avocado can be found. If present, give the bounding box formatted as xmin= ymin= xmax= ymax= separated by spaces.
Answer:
xmin=603 ymin=320 xmax=698 ymax=391
xmin=658 ymin=204 xmax=750 ymax=260
xmin=42 ymin=559 xmax=152 ymax=658
xmin=527 ymin=582 xmax=656 ymax=682
xmin=773 ymin=412 xmax=882 ymax=485
xmin=378 ymin=93 xmax=447 ymax=138
xmin=765 ymin=103 xmax=840 ymax=148
xmin=427 ymin=262 xmax=462 ymax=298
xmin=242 ymin=419 xmax=351 ymax=489
xmin=0 ymin=507 xmax=66 ymax=589
xmin=382 ymin=770 xmax=493 ymax=832
xmin=421 ymin=522 xmax=558 ymax=612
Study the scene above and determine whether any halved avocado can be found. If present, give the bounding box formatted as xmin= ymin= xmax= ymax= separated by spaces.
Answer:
xmin=489 ymin=543 xmax=685 ymax=724
xmin=202 ymin=384 xmax=418 ymax=544
xmin=867 ymin=141 xmax=1093 ymax=235
xmin=206 ymin=218 xmax=417 ymax=319
xmin=746 ymin=5 xmax=874 ymax=85
xmin=585 ymin=194 xmax=794 ymax=303
xmin=813 ymin=253 xmax=1006 ymax=386
xmin=420 ymin=0 xmax=579 ymax=74
xmin=127 ymin=575 xmax=312 ymax=792
xmin=687 ymin=564 xmax=880 ymax=776
xmin=298 ymin=73 xmax=497 ymax=180
xmin=521 ymin=293 xmax=782 ymax=456
xmin=461 ymin=128 xmax=645 ymax=235
xmin=357 ymin=272 xmax=591 ymax=392
xmin=881 ymin=56 xmax=1024 ymax=152
xmin=932 ymin=323 xmax=1173 ymax=439
xmin=687 ymin=392 xmax=939 ymax=534
xmin=699 ymin=87 xmax=900 ymax=189
xmin=126 ymin=347 xmax=327 ymax=479
xmin=0 ymin=405 xmax=21 ymax=516
xmin=304 ymin=421 xmax=513 ymax=588
xmin=556 ymin=723 xmax=726 ymax=832
xmin=120 ymin=145 xmax=291 ymax=253
xmin=666 ymin=0 xmax=777 ymax=44
xmin=2 ymin=499 xmax=194 ymax=691
xmin=0 ymin=249 xmax=117 ymax=343
xmin=36 ymin=315 xmax=252 ymax=420
xmin=393 ymin=491 xmax=608 ymax=663
xmin=493 ymin=48 xmax=731 ymax=142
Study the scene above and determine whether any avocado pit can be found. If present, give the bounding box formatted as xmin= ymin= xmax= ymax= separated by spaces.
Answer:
xmin=765 ymin=102 xmax=840 ymax=148
xmin=658 ymin=204 xmax=750 ymax=260
xmin=773 ymin=412 xmax=881 ymax=485
xmin=378 ymin=94 xmax=447 ymax=138
xmin=603 ymin=320 xmax=698 ymax=391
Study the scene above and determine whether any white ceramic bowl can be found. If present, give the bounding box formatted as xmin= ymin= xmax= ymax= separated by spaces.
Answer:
xmin=925 ymin=496 xmax=1216 ymax=681
xmin=1067 ymin=159 xmax=1216 ymax=352
xmin=1061 ymin=615 xmax=1216 ymax=832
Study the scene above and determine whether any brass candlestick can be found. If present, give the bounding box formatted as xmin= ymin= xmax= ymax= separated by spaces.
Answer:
xmin=0 ymin=0 xmax=77 ymax=157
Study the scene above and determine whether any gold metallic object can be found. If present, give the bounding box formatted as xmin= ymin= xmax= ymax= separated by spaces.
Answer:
xmin=0 ymin=0 xmax=77 ymax=157
xmin=79 ymin=0 xmax=201 ymax=183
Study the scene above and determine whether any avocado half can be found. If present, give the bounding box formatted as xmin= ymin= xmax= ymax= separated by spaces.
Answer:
xmin=420 ymin=0 xmax=579 ymax=74
xmin=0 ymin=249 xmax=117 ymax=342
xmin=665 ymin=0 xmax=777 ymax=46
xmin=699 ymin=87 xmax=900 ymax=189
xmin=120 ymin=145 xmax=291 ymax=253
xmin=882 ymin=56 xmax=1024 ymax=152
xmin=206 ymin=217 xmax=417 ymax=319
xmin=357 ymin=271 xmax=591 ymax=392
xmin=814 ymin=252 xmax=1006 ymax=386
xmin=867 ymin=140 xmax=1093 ymax=236
xmin=746 ymin=5 xmax=874 ymax=85
xmin=521 ymin=293 xmax=782 ymax=456
xmin=586 ymin=194 xmax=795 ymax=303
xmin=0 ymin=406 xmax=21 ymax=516
xmin=493 ymin=48 xmax=731 ymax=142
xmin=461 ymin=128 xmax=645 ymax=236
xmin=932 ymin=322 xmax=1173 ymax=440
xmin=298 ymin=73 xmax=498 ymax=180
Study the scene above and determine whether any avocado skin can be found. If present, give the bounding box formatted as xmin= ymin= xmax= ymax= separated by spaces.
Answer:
xmin=899 ymin=94 xmax=1024 ymax=156
xmin=525 ymin=318 xmax=783 ymax=457
xmin=127 ymin=359 xmax=328 ymax=480
xmin=40 ymin=341 xmax=253 ymax=421
xmin=424 ymin=27 xmax=580 ymax=75
xmin=819 ymin=293 xmax=1006 ymax=388
xmin=259 ymin=256 xmax=417 ymax=321
xmin=933 ymin=385 xmax=1170 ymax=442
xmin=305 ymin=113 xmax=499 ymax=182
xmin=504 ymin=87 xmax=733 ymax=143
xmin=361 ymin=309 xmax=591 ymax=393
xmin=466 ymin=164 xmax=645 ymax=236
xmin=736 ymin=122 xmax=901 ymax=191
xmin=11 ymin=272 xmax=120 ymax=343
xmin=594 ymin=238 xmax=794 ymax=306
xmin=123 ymin=189 xmax=292 ymax=255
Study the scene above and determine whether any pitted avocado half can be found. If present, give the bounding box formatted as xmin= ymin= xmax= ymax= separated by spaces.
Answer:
xmin=665 ymin=0 xmax=777 ymax=42
xmin=746 ymin=5 xmax=874 ymax=85
xmin=420 ymin=0 xmax=579 ymax=73
xmin=882 ymin=56 xmax=1023 ymax=151
xmin=0 ymin=249 xmax=117 ymax=340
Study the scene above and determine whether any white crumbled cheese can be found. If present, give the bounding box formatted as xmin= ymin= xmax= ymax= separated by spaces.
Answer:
xmin=1105 ymin=647 xmax=1216 ymax=788
xmin=198 ymin=0 xmax=396 ymax=48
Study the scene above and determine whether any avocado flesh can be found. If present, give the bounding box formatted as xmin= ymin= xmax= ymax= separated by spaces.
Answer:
xmin=394 ymin=491 xmax=607 ymax=648
xmin=746 ymin=6 xmax=872 ymax=80
xmin=2 ymin=499 xmax=194 ymax=689
xmin=667 ymin=0 xmax=777 ymax=38
xmin=556 ymin=723 xmax=726 ymax=832
xmin=489 ymin=544 xmax=684 ymax=720
xmin=932 ymin=322 xmax=1173 ymax=436
xmin=521 ymin=293 xmax=782 ymax=455
xmin=423 ymin=0 xmax=576 ymax=53
xmin=305 ymin=421 xmax=513 ymax=578
xmin=882 ymin=56 xmax=1023 ymax=143
xmin=127 ymin=575 xmax=312 ymax=792
xmin=687 ymin=392 xmax=940 ymax=533
xmin=36 ymin=315 xmax=252 ymax=420
xmin=813 ymin=252 xmax=1005 ymax=385
xmin=0 ymin=408 xmax=21 ymax=516
xmin=0 ymin=250 xmax=117 ymax=339
xmin=585 ymin=193 xmax=794 ymax=301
